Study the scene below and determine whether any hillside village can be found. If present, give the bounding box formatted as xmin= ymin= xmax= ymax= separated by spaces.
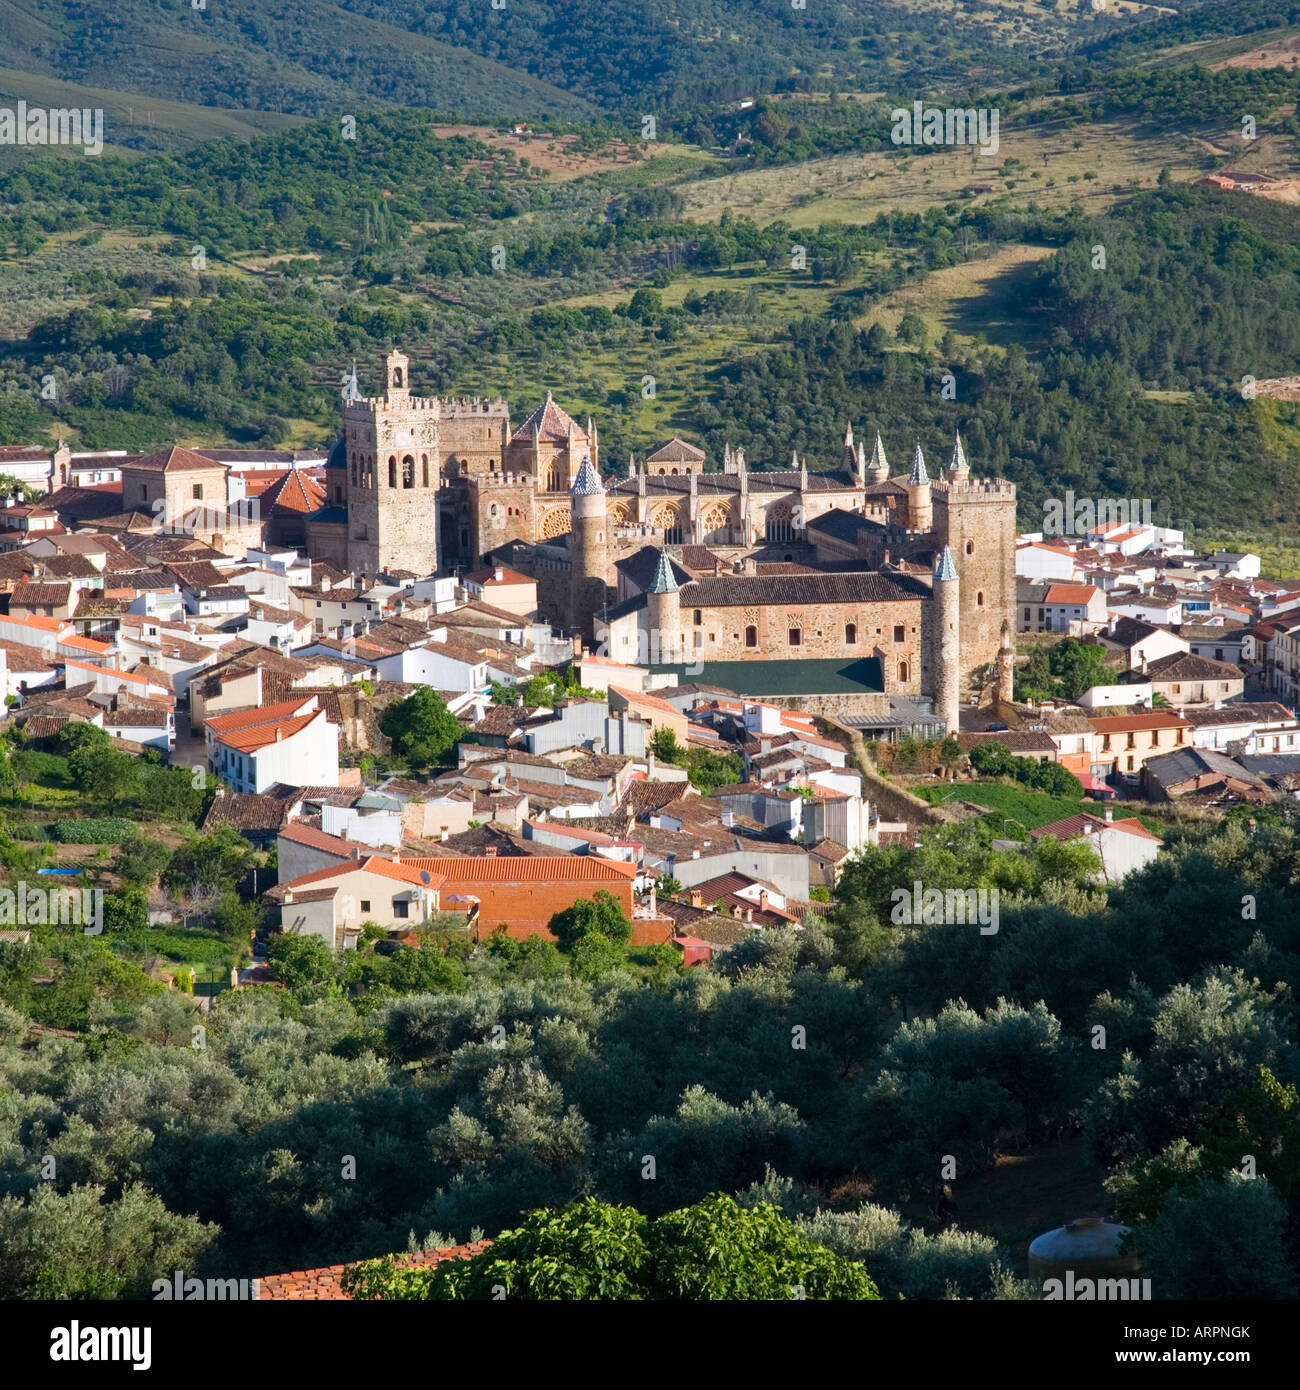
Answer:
xmin=0 ymin=400 xmax=1297 ymax=967
xmin=6 ymin=0 xmax=1300 ymax=1326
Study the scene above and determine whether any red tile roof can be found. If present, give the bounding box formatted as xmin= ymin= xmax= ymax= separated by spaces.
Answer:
xmin=510 ymin=393 xmax=579 ymax=444
xmin=1086 ymin=711 xmax=1191 ymax=732
xmin=278 ymin=821 xmax=360 ymax=856
xmin=1045 ymin=584 xmax=1101 ymax=605
xmin=1030 ymin=813 xmax=1163 ymax=844
xmin=280 ymin=855 xmax=447 ymax=892
xmin=205 ymin=697 xmax=318 ymax=733
xmin=126 ymin=444 xmax=228 ymax=474
xmin=257 ymin=1241 xmax=488 ymax=1300
xmin=408 ymin=854 xmax=637 ymax=883
xmin=259 ymin=468 xmax=327 ymax=515
xmin=216 ymin=710 xmax=323 ymax=753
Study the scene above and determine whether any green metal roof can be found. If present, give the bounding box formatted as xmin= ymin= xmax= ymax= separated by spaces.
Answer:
xmin=649 ymin=657 xmax=884 ymax=696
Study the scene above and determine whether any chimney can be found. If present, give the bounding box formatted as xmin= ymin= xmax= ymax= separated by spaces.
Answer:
xmin=689 ymin=888 xmax=703 ymax=908
xmin=1104 ymin=808 xmax=1113 ymax=822
xmin=721 ymin=807 xmax=734 ymax=827
xmin=493 ymin=567 xmax=504 ymax=583
xmin=1083 ymin=823 xmax=1093 ymax=834
xmin=392 ymin=850 xmax=400 ymax=863
xmin=647 ymin=752 xmax=656 ymax=777
xmin=485 ymin=845 xmax=498 ymax=856
xmin=572 ymin=632 xmax=583 ymax=659
xmin=648 ymin=882 xmax=657 ymax=915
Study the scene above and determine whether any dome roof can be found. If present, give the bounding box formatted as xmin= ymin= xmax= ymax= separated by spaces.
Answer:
xmin=1028 ymin=1218 xmax=1133 ymax=1265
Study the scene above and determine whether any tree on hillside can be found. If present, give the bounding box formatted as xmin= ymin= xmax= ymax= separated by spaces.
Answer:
xmin=68 ymin=740 xmax=143 ymax=804
xmin=548 ymin=890 xmax=632 ymax=953
xmin=0 ymin=1183 xmax=216 ymax=1300
xmin=114 ymin=835 xmax=171 ymax=887
xmin=380 ymin=687 xmax=464 ymax=769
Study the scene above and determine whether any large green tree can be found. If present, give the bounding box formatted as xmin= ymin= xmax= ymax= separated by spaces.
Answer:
xmin=380 ymin=688 xmax=464 ymax=769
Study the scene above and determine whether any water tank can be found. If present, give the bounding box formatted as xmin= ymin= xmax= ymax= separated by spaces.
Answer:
xmin=1027 ymin=1217 xmax=1139 ymax=1285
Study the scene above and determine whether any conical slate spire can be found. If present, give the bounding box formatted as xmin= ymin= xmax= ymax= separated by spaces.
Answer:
xmin=909 ymin=443 xmax=929 ymax=486
xmin=569 ymin=456 xmax=604 ymax=497
xmin=869 ymin=433 xmax=889 ymax=476
xmin=934 ymin=545 xmax=958 ymax=582
xmin=948 ymin=431 xmax=968 ymax=474
xmin=647 ymin=550 xmax=680 ymax=594
xmin=341 ymin=359 xmax=361 ymax=402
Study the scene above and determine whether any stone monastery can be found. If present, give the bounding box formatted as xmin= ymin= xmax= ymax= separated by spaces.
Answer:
xmin=329 ymin=352 xmax=1017 ymax=730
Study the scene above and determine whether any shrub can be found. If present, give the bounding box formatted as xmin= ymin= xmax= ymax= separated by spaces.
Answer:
xmin=54 ymin=817 xmax=137 ymax=844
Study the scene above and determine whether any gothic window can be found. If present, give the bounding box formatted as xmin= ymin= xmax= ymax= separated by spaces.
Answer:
xmin=745 ymin=626 xmax=757 ymax=648
xmin=702 ymin=504 xmax=731 ymax=545
xmin=977 ymin=591 xmax=984 ymax=607
xmin=898 ymin=660 xmax=910 ymax=683
xmin=388 ymin=457 xmax=397 ymax=488
xmin=765 ymin=505 xmax=794 ymax=543
xmin=422 ymin=456 xmax=429 ymax=487
xmin=789 ymin=629 xmax=801 ymax=647
xmin=845 ymin=623 xmax=857 ymax=645
xmin=966 ymin=540 xmax=974 ymax=554
xmin=402 ymin=455 xmax=415 ymax=488
xmin=490 ymin=505 xmax=500 ymax=518
xmin=546 ymin=464 xmax=563 ymax=492
xmin=651 ymin=505 xmax=682 ymax=546
xmin=392 ymin=367 xmax=403 ymax=387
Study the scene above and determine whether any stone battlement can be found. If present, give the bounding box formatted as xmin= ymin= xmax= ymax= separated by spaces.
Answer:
xmin=479 ymin=473 xmax=537 ymax=488
xmin=345 ymin=393 xmax=508 ymax=418
xmin=442 ymin=397 xmax=509 ymax=415
xmin=947 ymin=477 xmax=1016 ymax=498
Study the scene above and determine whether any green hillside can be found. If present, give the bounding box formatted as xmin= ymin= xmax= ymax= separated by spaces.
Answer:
xmin=0 ymin=0 xmax=1144 ymax=135
xmin=0 ymin=0 xmax=598 ymax=133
